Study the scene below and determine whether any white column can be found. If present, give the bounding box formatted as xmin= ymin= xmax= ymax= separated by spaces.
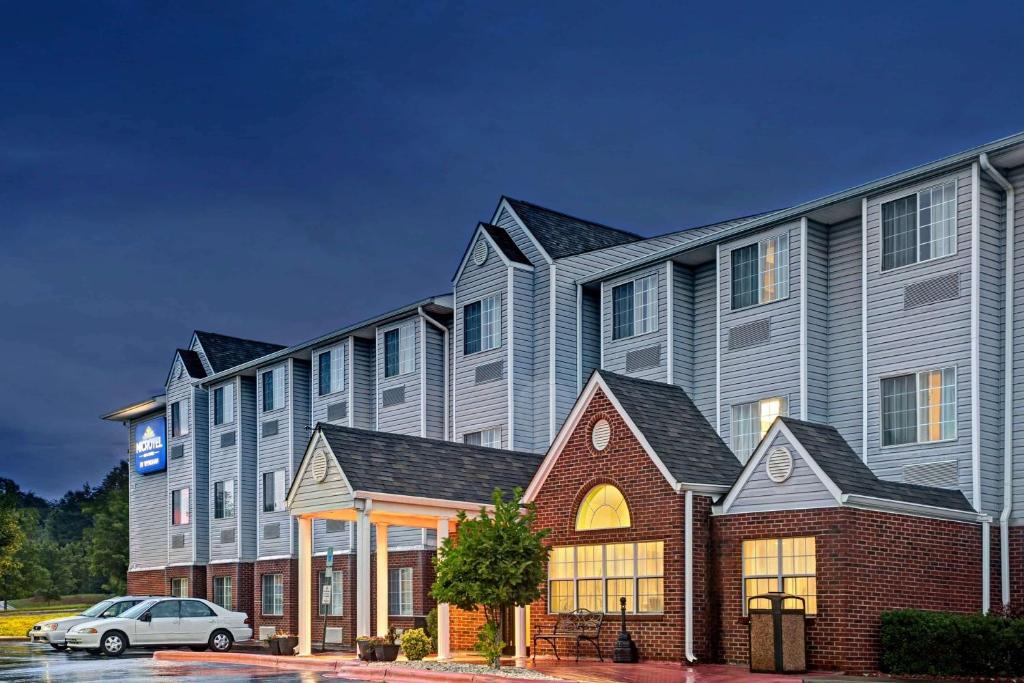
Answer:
xmin=514 ymin=605 xmax=527 ymax=668
xmin=296 ymin=516 xmax=312 ymax=656
xmin=356 ymin=505 xmax=372 ymax=638
xmin=376 ymin=523 xmax=389 ymax=636
xmin=436 ymin=517 xmax=451 ymax=660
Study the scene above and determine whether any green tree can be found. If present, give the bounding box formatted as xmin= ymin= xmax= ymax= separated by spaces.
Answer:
xmin=83 ymin=462 xmax=129 ymax=593
xmin=431 ymin=488 xmax=550 ymax=668
xmin=0 ymin=501 xmax=25 ymax=608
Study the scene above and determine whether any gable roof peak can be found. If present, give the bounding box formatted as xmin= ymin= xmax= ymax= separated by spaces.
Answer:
xmin=192 ymin=330 xmax=287 ymax=374
xmin=499 ymin=196 xmax=644 ymax=259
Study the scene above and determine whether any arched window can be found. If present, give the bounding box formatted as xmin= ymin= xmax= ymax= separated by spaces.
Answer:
xmin=575 ymin=484 xmax=631 ymax=531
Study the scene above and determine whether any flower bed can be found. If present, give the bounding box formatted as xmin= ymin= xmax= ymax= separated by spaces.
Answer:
xmin=365 ymin=661 xmax=558 ymax=679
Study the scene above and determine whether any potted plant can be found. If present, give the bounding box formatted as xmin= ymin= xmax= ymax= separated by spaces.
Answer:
xmin=270 ymin=632 xmax=299 ymax=656
xmin=356 ymin=635 xmax=378 ymax=661
xmin=374 ymin=627 xmax=400 ymax=662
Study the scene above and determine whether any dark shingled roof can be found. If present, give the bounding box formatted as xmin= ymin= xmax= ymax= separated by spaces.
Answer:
xmin=482 ymin=224 xmax=531 ymax=265
xmin=194 ymin=331 xmax=286 ymax=374
xmin=779 ymin=417 xmax=974 ymax=512
xmin=504 ymin=197 xmax=643 ymax=259
xmin=176 ymin=349 xmax=207 ymax=379
xmin=318 ymin=424 xmax=544 ymax=505
xmin=597 ymin=370 xmax=742 ymax=487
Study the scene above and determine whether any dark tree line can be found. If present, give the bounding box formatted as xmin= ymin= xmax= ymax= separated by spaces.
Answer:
xmin=0 ymin=461 xmax=128 ymax=604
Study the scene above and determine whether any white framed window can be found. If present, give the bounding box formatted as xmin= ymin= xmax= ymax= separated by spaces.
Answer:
xmin=319 ymin=570 xmax=343 ymax=616
xmin=171 ymin=487 xmax=190 ymax=526
xmin=384 ymin=322 xmax=416 ymax=378
xmin=881 ymin=367 xmax=957 ymax=446
xmin=731 ymin=233 xmax=790 ymax=310
xmin=463 ymin=294 xmax=502 ymax=354
xmin=547 ymin=542 xmax=663 ymax=615
xmin=731 ymin=397 xmax=787 ymax=460
xmin=170 ymin=577 xmax=189 ymax=598
xmin=214 ymin=480 xmax=234 ymax=519
xmin=388 ymin=567 xmax=413 ymax=616
xmin=882 ymin=180 xmax=957 ymax=270
xmin=171 ymin=398 xmax=190 ymax=437
xmin=742 ymin=537 xmax=817 ymax=615
xmin=212 ymin=576 xmax=232 ymax=609
xmin=261 ymin=574 xmax=284 ymax=615
xmin=318 ymin=345 xmax=346 ymax=396
xmin=262 ymin=470 xmax=286 ymax=512
xmin=463 ymin=427 xmax=502 ymax=449
xmin=261 ymin=366 xmax=286 ymax=412
xmin=213 ymin=383 xmax=234 ymax=426
xmin=611 ymin=274 xmax=658 ymax=340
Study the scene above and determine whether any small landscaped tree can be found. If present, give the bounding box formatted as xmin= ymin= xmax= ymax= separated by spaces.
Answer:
xmin=431 ymin=487 xmax=550 ymax=668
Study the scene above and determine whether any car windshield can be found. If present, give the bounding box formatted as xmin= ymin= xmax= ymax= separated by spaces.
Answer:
xmin=119 ymin=600 xmax=157 ymax=619
xmin=81 ymin=600 xmax=115 ymax=617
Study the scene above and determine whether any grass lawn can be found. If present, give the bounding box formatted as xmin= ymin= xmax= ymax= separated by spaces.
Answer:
xmin=0 ymin=611 xmax=80 ymax=638
xmin=11 ymin=594 xmax=109 ymax=610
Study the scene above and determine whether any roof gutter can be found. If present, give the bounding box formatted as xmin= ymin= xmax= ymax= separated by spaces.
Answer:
xmin=979 ymin=152 xmax=1015 ymax=608
xmin=841 ymin=493 xmax=990 ymax=524
xmin=579 ymin=131 xmax=1024 ymax=286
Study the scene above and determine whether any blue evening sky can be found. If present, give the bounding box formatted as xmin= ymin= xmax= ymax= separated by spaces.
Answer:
xmin=2 ymin=1 xmax=1023 ymax=498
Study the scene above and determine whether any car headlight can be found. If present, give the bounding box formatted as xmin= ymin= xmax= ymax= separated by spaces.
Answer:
xmin=42 ymin=623 xmax=59 ymax=632
xmin=77 ymin=628 xmax=98 ymax=634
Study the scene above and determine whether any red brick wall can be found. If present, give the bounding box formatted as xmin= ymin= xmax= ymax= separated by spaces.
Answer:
xmin=253 ymin=558 xmax=298 ymax=636
xmin=713 ymin=507 xmax=984 ymax=673
xmin=127 ymin=568 xmax=166 ymax=596
xmin=206 ymin=563 xmax=254 ymax=617
xmin=1008 ymin=527 xmax=1024 ymax=614
xmin=162 ymin=565 xmax=207 ymax=598
xmin=529 ymin=388 xmax=708 ymax=662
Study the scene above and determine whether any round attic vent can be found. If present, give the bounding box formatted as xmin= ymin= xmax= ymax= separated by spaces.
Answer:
xmin=591 ymin=419 xmax=611 ymax=451
xmin=765 ymin=446 xmax=793 ymax=483
xmin=472 ymin=238 xmax=489 ymax=266
xmin=311 ymin=449 xmax=328 ymax=483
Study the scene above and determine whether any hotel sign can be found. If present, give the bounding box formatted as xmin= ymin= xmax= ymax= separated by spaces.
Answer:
xmin=134 ymin=417 xmax=167 ymax=475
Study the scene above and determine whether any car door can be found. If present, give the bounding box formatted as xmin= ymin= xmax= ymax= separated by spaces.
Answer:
xmin=135 ymin=600 xmax=182 ymax=645
xmin=179 ymin=600 xmax=218 ymax=644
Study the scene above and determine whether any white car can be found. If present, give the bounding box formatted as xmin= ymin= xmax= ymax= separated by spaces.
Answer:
xmin=65 ymin=597 xmax=252 ymax=657
xmin=30 ymin=596 xmax=149 ymax=650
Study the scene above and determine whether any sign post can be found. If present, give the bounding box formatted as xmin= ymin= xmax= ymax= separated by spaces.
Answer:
xmin=320 ymin=546 xmax=334 ymax=652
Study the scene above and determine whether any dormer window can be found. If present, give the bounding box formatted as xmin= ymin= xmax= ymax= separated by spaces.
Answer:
xmin=384 ymin=322 xmax=416 ymax=378
xmin=463 ymin=294 xmax=501 ymax=354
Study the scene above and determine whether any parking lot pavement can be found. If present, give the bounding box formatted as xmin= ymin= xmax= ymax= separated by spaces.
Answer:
xmin=0 ymin=641 xmax=378 ymax=682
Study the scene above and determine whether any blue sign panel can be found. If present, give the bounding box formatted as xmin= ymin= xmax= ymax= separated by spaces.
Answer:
xmin=134 ymin=417 xmax=167 ymax=475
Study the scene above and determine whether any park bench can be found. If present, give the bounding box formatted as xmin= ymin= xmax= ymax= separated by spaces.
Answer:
xmin=532 ymin=609 xmax=604 ymax=662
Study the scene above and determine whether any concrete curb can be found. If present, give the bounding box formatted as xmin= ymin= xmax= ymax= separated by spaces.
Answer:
xmin=151 ymin=651 xmax=567 ymax=682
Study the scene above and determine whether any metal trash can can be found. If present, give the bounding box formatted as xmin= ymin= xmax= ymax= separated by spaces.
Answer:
xmin=747 ymin=591 xmax=806 ymax=674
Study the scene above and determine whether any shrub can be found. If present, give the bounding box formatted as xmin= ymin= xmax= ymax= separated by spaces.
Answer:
xmin=425 ymin=606 xmax=438 ymax=650
xmin=880 ymin=609 xmax=1024 ymax=676
xmin=401 ymin=628 xmax=431 ymax=661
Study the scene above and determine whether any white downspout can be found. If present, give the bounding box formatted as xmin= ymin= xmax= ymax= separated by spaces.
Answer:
xmin=979 ymin=153 xmax=1015 ymax=608
xmin=419 ymin=307 xmax=451 ymax=441
xmin=684 ymin=489 xmax=696 ymax=663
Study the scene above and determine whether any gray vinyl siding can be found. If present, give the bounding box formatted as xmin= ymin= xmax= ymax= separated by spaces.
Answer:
xmin=826 ymin=218 xmax=864 ymax=456
xmin=424 ymin=321 xmax=447 ymax=440
xmin=311 ymin=340 xmax=351 ymax=428
xmin=1010 ymin=166 xmax=1024 ymax=519
xmin=376 ymin=316 xmax=422 ymax=437
xmin=208 ymin=377 xmax=240 ymax=563
xmin=692 ymin=261 xmax=718 ymax=428
xmin=128 ymin=412 xmax=167 ymax=570
xmin=672 ymin=264 xmax=695 ymax=395
xmin=290 ymin=360 xmax=311 ymax=554
xmin=978 ymin=173 xmax=1005 ymax=517
xmin=191 ymin=335 xmax=214 ymax=376
xmin=192 ymin=385 xmax=210 ymax=565
xmin=166 ymin=370 xmax=196 ymax=566
xmin=805 ymin=222 xmax=829 ymax=423
xmin=289 ymin=441 xmax=354 ymax=516
xmin=864 ymin=167 xmax=974 ymax=499
xmin=727 ymin=431 xmax=838 ymax=514
xmin=453 ymin=243 xmax=509 ymax=447
xmin=579 ymin=287 xmax=601 ymax=392
xmin=511 ymin=268 xmax=535 ymax=451
xmin=718 ymin=222 xmax=802 ymax=454
xmin=351 ymin=337 xmax=376 ymax=430
xmin=238 ymin=376 xmax=258 ymax=561
xmin=601 ymin=264 xmax=670 ymax=383
xmin=256 ymin=360 xmax=293 ymax=558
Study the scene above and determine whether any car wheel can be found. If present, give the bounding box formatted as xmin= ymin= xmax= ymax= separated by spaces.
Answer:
xmin=86 ymin=648 xmax=102 ymax=656
xmin=101 ymin=631 xmax=128 ymax=657
xmin=189 ymin=645 xmax=208 ymax=652
xmin=50 ymin=643 xmax=68 ymax=651
xmin=209 ymin=629 xmax=233 ymax=653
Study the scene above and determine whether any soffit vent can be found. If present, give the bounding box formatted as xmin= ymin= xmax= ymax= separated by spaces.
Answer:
xmin=728 ymin=318 xmax=772 ymax=350
xmin=625 ymin=344 xmax=661 ymax=373
xmin=382 ymin=386 xmax=406 ymax=407
xmin=902 ymin=460 xmax=959 ymax=489
xmin=904 ymin=272 xmax=961 ymax=310
xmin=311 ymin=449 xmax=329 ymax=483
xmin=473 ymin=238 xmax=489 ymax=266
xmin=327 ymin=401 xmax=348 ymax=422
xmin=220 ymin=432 xmax=236 ymax=448
xmin=220 ymin=529 xmax=235 ymax=544
xmin=475 ymin=360 xmax=504 ymax=384
xmin=591 ymin=419 xmax=611 ymax=451
xmin=765 ymin=446 xmax=794 ymax=483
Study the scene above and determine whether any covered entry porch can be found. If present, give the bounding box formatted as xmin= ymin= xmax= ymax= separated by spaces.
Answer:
xmin=285 ymin=423 xmax=544 ymax=662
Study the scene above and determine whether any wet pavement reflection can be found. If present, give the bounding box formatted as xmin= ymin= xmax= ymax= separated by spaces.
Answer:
xmin=0 ymin=641 xmax=377 ymax=683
